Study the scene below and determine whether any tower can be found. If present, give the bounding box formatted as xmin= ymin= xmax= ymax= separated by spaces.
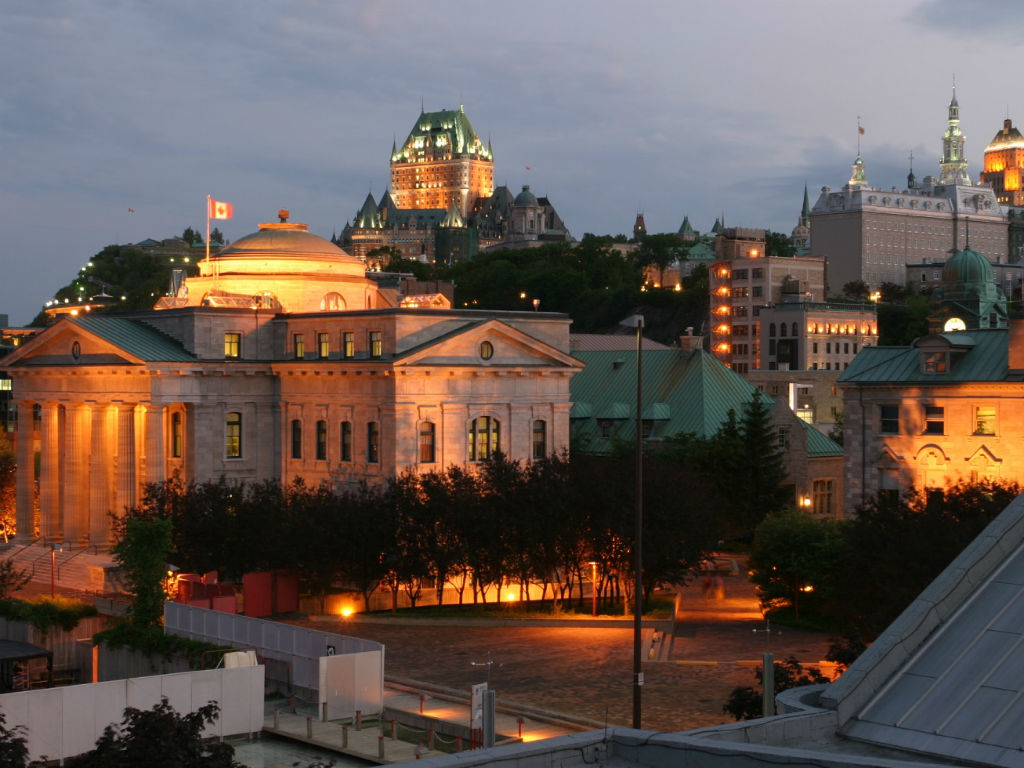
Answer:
xmin=939 ymin=84 xmax=971 ymax=185
xmin=390 ymin=105 xmax=494 ymax=216
xmin=981 ymin=118 xmax=1024 ymax=205
xmin=633 ymin=212 xmax=647 ymax=240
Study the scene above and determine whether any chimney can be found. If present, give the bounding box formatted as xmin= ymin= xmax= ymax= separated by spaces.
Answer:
xmin=679 ymin=328 xmax=704 ymax=352
xmin=1010 ymin=314 xmax=1024 ymax=371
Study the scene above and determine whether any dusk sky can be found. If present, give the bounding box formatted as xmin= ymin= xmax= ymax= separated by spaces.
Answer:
xmin=2 ymin=0 xmax=1020 ymax=325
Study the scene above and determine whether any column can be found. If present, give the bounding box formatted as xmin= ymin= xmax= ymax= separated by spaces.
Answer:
xmin=62 ymin=404 xmax=91 ymax=543
xmin=89 ymin=405 xmax=113 ymax=545
xmin=144 ymin=404 xmax=166 ymax=486
xmin=115 ymin=404 xmax=137 ymax=518
xmin=38 ymin=403 xmax=61 ymax=541
xmin=14 ymin=401 xmax=35 ymax=542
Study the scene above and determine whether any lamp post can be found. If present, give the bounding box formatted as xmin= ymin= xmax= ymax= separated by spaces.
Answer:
xmin=620 ymin=313 xmax=644 ymax=729
xmin=590 ymin=561 xmax=598 ymax=617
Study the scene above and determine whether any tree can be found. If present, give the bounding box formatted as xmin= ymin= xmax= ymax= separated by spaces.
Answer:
xmin=113 ymin=515 xmax=173 ymax=629
xmin=210 ymin=227 xmax=225 ymax=245
xmin=0 ymin=560 xmax=30 ymax=599
xmin=841 ymin=280 xmax=870 ymax=302
xmin=634 ymin=233 xmax=682 ymax=286
xmin=733 ymin=393 xmax=789 ymax=536
xmin=764 ymin=231 xmax=796 ymax=258
xmin=64 ymin=697 xmax=240 ymax=768
xmin=181 ymin=227 xmax=203 ymax=246
xmin=0 ymin=709 xmax=28 ymax=768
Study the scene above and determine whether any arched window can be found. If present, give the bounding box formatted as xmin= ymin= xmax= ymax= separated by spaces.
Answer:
xmin=291 ymin=419 xmax=302 ymax=460
xmin=780 ymin=324 xmax=787 ymax=338
xmin=320 ymin=292 xmax=345 ymax=311
xmin=340 ymin=421 xmax=352 ymax=462
xmin=367 ymin=421 xmax=380 ymax=463
xmin=468 ymin=416 xmax=500 ymax=461
xmin=532 ymin=420 xmax=547 ymax=460
xmin=226 ymin=412 xmax=242 ymax=458
xmin=769 ymin=323 xmax=776 ymax=338
xmin=315 ymin=420 xmax=327 ymax=461
xmin=171 ymin=412 xmax=183 ymax=458
xmin=792 ymin=322 xmax=798 ymax=337
xmin=419 ymin=422 xmax=436 ymax=463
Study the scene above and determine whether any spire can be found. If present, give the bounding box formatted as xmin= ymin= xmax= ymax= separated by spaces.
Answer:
xmin=801 ymin=185 xmax=811 ymax=226
xmin=848 ymin=153 xmax=868 ymax=188
xmin=939 ymin=78 xmax=970 ymax=185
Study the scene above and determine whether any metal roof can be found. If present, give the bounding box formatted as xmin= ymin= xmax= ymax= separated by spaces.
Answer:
xmin=839 ymin=329 xmax=1008 ymax=385
xmin=69 ymin=315 xmax=195 ymax=362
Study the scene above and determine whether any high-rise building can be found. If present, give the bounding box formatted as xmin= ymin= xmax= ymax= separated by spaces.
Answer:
xmin=389 ymin=105 xmax=494 ymax=217
xmin=981 ymin=118 xmax=1024 ymax=206
xmin=810 ymin=88 xmax=1007 ymax=291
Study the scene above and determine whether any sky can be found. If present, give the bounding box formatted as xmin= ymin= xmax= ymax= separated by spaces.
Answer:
xmin=2 ymin=0 xmax=1022 ymax=326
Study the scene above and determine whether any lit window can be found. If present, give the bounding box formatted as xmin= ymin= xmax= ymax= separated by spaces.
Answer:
xmin=419 ymin=422 xmax=435 ymax=463
xmin=975 ymin=406 xmax=996 ymax=435
xmin=316 ymin=420 xmax=327 ymax=461
xmin=880 ymin=405 xmax=899 ymax=434
xmin=171 ymin=412 xmax=183 ymax=459
xmin=468 ymin=416 xmax=500 ymax=461
xmin=224 ymin=332 xmax=241 ymax=359
xmin=343 ymin=332 xmax=355 ymax=358
xmin=293 ymin=334 xmax=305 ymax=359
xmin=924 ymin=405 xmax=944 ymax=435
xmin=291 ymin=419 xmax=302 ymax=459
xmin=922 ymin=351 xmax=948 ymax=373
xmin=369 ymin=331 xmax=383 ymax=358
xmin=532 ymin=420 xmax=547 ymax=460
xmin=341 ymin=421 xmax=352 ymax=461
xmin=226 ymin=412 xmax=242 ymax=458
xmin=367 ymin=421 xmax=380 ymax=463
xmin=318 ymin=333 xmax=330 ymax=359
xmin=480 ymin=341 xmax=494 ymax=360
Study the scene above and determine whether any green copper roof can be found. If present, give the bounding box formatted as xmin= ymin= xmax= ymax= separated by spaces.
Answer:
xmin=839 ymin=329 xmax=1008 ymax=384
xmin=69 ymin=315 xmax=195 ymax=362
xmin=686 ymin=242 xmax=715 ymax=260
xmin=355 ymin=192 xmax=382 ymax=229
xmin=393 ymin=106 xmax=492 ymax=162
xmin=439 ymin=202 xmax=466 ymax=228
xmin=678 ymin=216 xmax=696 ymax=236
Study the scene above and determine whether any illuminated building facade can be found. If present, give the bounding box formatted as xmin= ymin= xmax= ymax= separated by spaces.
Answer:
xmin=6 ymin=214 xmax=582 ymax=545
xmin=981 ymin=118 xmax=1024 ymax=206
xmin=390 ymin=106 xmax=493 ymax=217
xmin=758 ymin=303 xmax=877 ymax=373
xmin=811 ymin=88 xmax=1007 ymax=290
xmin=709 ymin=228 xmax=827 ymax=374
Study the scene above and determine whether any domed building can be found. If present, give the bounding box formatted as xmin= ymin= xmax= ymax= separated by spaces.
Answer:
xmin=928 ymin=245 xmax=1008 ymax=332
xmin=5 ymin=211 xmax=582 ymax=546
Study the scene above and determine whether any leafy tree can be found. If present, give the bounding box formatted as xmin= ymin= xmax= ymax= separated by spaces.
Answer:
xmin=733 ymin=393 xmax=789 ymax=535
xmin=0 ymin=709 xmax=28 ymax=768
xmin=764 ymin=231 xmax=796 ymax=258
xmin=841 ymin=280 xmax=870 ymax=302
xmin=64 ymin=697 xmax=240 ymax=768
xmin=879 ymin=281 xmax=908 ymax=303
xmin=181 ymin=227 xmax=203 ymax=246
xmin=0 ymin=560 xmax=29 ymax=599
xmin=748 ymin=510 xmax=844 ymax=619
xmin=634 ymin=233 xmax=682 ymax=286
xmin=210 ymin=227 xmax=225 ymax=245
xmin=724 ymin=656 xmax=829 ymax=721
xmin=113 ymin=515 xmax=173 ymax=629
xmin=877 ymin=295 xmax=930 ymax=345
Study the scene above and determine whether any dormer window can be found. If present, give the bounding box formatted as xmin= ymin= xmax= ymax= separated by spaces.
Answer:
xmin=922 ymin=350 xmax=949 ymax=374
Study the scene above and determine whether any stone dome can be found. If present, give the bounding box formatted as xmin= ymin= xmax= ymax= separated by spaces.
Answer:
xmin=218 ymin=220 xmax=359 ymax=263
xmin=942 ymin=247 xmax=993 ymax=287
xmin=514 ymin=185 xmax=539 ymax=207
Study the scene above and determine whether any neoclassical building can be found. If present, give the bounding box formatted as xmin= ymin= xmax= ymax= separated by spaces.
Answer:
xmin=6 ymin=213 xmax=582 ymax=545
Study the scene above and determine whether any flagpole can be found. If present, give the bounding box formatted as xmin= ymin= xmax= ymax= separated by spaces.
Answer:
xmin=205 ymin=194 xmax=211 ymax=263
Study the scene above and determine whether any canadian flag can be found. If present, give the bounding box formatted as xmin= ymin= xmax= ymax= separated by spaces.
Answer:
xmin=209 ymin=199 xmax=233 ymax=220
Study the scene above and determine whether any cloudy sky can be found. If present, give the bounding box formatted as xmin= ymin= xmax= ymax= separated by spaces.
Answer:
xmin=1 ymin=0 xmax=1019 ymax=325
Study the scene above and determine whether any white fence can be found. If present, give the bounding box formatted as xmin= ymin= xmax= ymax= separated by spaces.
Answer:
xmin=164 ymin=602 xmax=384 ymax=718
xmin=0 ymin=665 xmax=264 ymax=764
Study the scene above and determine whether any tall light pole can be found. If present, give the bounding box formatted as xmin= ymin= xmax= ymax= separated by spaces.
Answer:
xmin=623 ymin=313 xmax=644 ymax=729
xmin=590 ymin=561 xmax=598 ymax=617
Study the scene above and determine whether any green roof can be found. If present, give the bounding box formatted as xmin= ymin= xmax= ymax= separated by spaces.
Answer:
xmin=571 ymin=347 xmax=840 ymax=456
xmin=839 ymin=329 xmax=1008 ymax=384
xmin=69 ymin=315 xmax=195 ymax=362
xmin=393 ymin=106 xmax=492 ymax=162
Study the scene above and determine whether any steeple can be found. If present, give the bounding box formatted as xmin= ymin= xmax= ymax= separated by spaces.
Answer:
xmin=907 ymin=150 xmax=917 ymax=189
xmin=939 ymin=80 xmax=971 ymax=185
xmin=800 ymin=185 xmax=811 ymax=227
xmin=848 ymin=153 xmax=868 ymax=188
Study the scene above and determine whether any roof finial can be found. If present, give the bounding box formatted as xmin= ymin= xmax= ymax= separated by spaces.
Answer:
xmin=421 ymin=96 xmax=424 ymax=114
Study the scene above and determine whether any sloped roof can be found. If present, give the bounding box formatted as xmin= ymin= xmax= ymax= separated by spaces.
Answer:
xmin=820 ymin=492 xmax=1024 ymax=766
xmin=72 ymin=315 xmax=195 ymax=362
xmin=839 ymin=329 xmax=1008 ymax=385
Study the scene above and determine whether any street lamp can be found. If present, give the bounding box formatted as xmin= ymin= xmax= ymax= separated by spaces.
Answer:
xmin=620 ymin=313 xmax=644 ymax=729
xmin=50 ymin=545 xmax=62 ymax=598
xmin=589 ymin=561 xmax=598 ymax=617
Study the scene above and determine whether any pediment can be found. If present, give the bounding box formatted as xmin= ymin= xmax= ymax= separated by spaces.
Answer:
xmin=877 ymin=446 xmax=904 ymax=467
xmin=3 ymin=319 xmax=143 ymax=367
xmin=397 ymin=319 xmax=584 ymax=370
xmin=965 ymin=445 xmax=1002 ymax=465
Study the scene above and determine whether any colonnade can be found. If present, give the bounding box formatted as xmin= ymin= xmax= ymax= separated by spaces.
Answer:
xmin=15 ymin=400 xmax=166 ymax=546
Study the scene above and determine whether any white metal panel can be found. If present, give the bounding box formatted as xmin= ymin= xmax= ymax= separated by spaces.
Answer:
xmin=25 ymin=687 xmax=63 ymax=763
xmin=159 ymin=670 xmax=193 ymax=725
xmin=61 ymin=683 xmax=101 ymax=759
xmin=125 ymin=674 xmax=162 ymax=710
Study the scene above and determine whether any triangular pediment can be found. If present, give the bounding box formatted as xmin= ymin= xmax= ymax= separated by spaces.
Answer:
xmin=397 ymin=319 xmax=584 ymax=370
xmin=965 ymin=444 xmax=1002 ymax=465
xmin=877 ymin=446 xmax=904 ymax=466
xmin=4 ymin=318 xmax=147 ymax=367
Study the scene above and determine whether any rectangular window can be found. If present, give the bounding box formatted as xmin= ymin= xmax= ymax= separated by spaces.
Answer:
xmin=226 ymin=412 xmax=242 ymax=458
xmin=224 ymin=332 xmax=241 ymax=359
xmin=419 ymin=422 xmax=435 ymax=463
xmin=532 ymin=420 xmax=547 ymax=460
xmin=751 ymin=268 xmax=764 ymax=279
xmin=171 ymin=412 xmax=183 ymax=458
xmin=318 ymin=333 xmax=330 ymax=359
xmin=367 ymin=421 xmax=380 ymax=463
xmin=315 ymin=420 xmax=327 ymax=460
xmin=468 ymin=416 xmax=500 ymax=461
xmin=880 ymin=405 xmax=899 ymax=434
xmin=752 ymin=286 xmax=763 ymax=298
xmin=293 ymin=333 xmax=305 ymax=359
xmin=291 ymin=419 xmax=302 ymax=459
xmin=812 ymin=479 xmax=835 ymax=517
xmin=343 ymin=332 xmax=355 ymax=358
xmin=924 ymin=405 xmax=944 ymax=435
xmin=975 ymin=406 xmax=996 ymax=435
xmin=732 ymin=269 xmax=748 ymax=280
xmin=812 ymin=342 xmax=818 ymax=354
xmin=369 ymin=331 xmax=383 ymax=358
xmin=340 ymin=421 xmax=352 ymax=461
